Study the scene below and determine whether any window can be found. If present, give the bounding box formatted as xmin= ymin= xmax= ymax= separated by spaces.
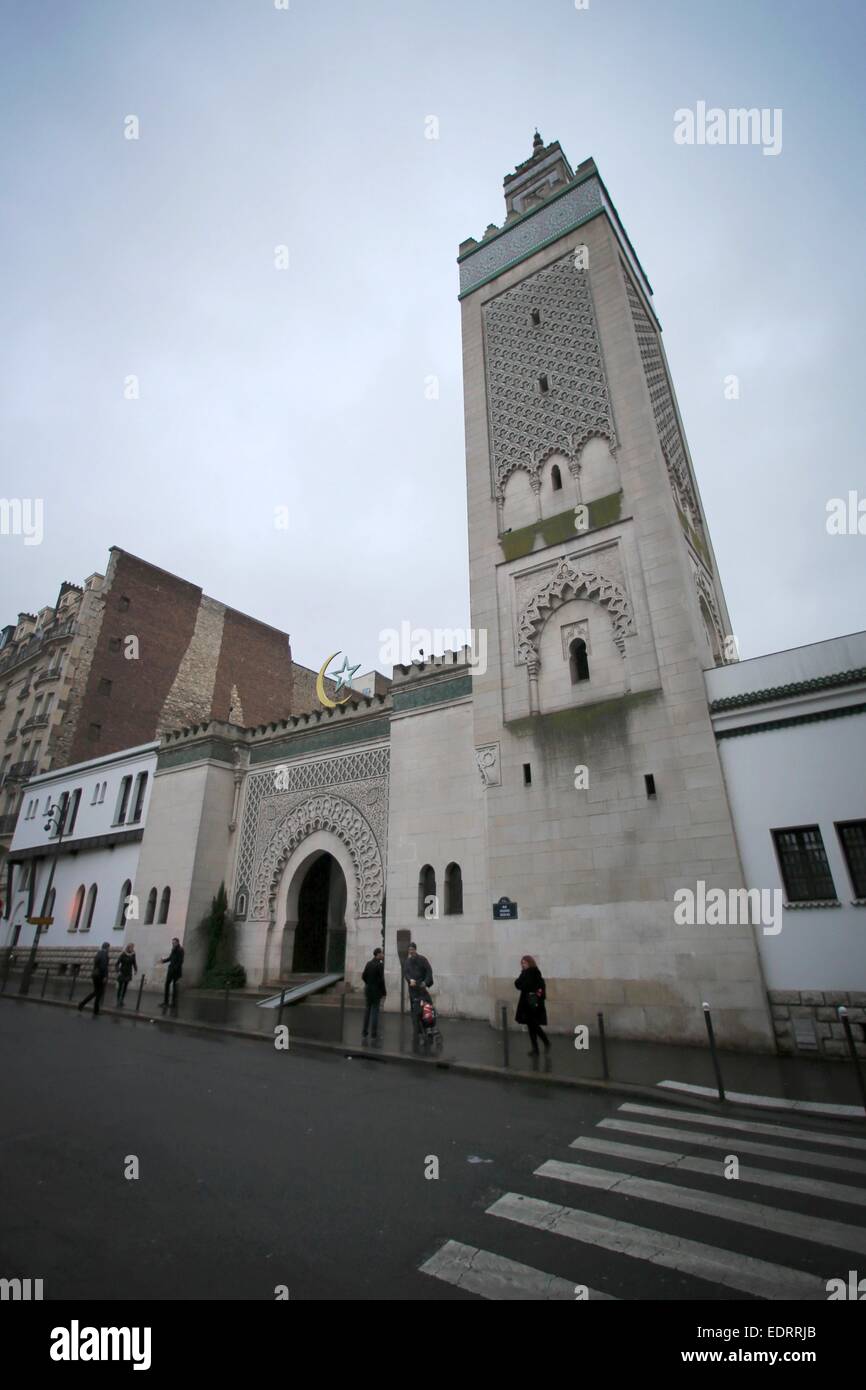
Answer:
xmin=115 ymin=776 xmax=132 ymax=825
xmin=45 ymin=887 xmax=55 ymax=921
xmin=530 ymin=307 xmax=541 ymax=327
xmin=82 ymin=884 xmax=98 ymax=932
xmin=523 ymin=763 xmax=532 ymax=786
xmin=69 ymin=885 xmax=86 ymax=932
xmin=539 ymin=374 xmax=550 ymax=394
xmin=118 ymin=595 xmax=130 ymax=612
xmin=417 ymin=865 xmax=436 ymax=918
xmin=130 ymin=771 xmax=147 ymax=823
xmin=116 ymin=879 xmax=133 ymax=929
xmin=157 ymin=886 xmax=171 ymax=925
xmin=98 ymin=677 xmax=112 ymax=696
xmin=569 ymin=638 xmax=590 ymax=684
xmin=644 ymin=773 xmax=657 ymax=799
xmin=43 ymin=694 xmax=54 ymax=715
xmin=444 ymin=863 xmax=463 ymax=916
xmin=88 ymin=723 xmax=101 ymax=742
xmin=837 ymin=821 xmax=866 ymax=898
xmin=551 ymin=464 xmax=562 ymax=491
xmin=144 ymin=887 xmax=157 ymax=925
xmin=109 ymin=637 xmax=121 ymax=653
xmin=98 ymin=782 xmax=107 ymax=804
xmin=67 ymin=788 xmax=81 ymax=833
xmin=235 ymin=891 xmax=248 ymax=919
xmin=91 ymin=783 xmax=100 ymax=804
xmin=772 ymin=826 xmax=837 ymax=903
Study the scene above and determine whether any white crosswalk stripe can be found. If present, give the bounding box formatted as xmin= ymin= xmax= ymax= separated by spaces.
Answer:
xmin=569 ymin=1134 xmax=866 ymax=1207
xmin=535 ymin=1158 xmax=866 ymax=1254
xmin=620 ymin=1102 xmax=866 ymax=1151
xmin=419 ymin=1238 xmax=614 ymax=1300
xmin=487 ymin=1192 xmax=827 ymax=1300
xmin=594 ymin=1117 xmax=866 ymax=1175
xmin=416 ymin=1100 xmax=865 ymax=1299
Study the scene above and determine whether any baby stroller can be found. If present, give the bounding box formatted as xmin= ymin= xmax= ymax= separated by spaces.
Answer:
xmin=417 ymin=993 xmax=443 ymax=1052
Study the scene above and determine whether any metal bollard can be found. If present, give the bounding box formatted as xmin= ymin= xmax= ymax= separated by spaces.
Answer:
xmin=224 ymin=981 xmax=230 ymax=1020
xmin=340 ymin=989 xmax=346 ymax=1043
xmin=68 ymin=964 xmax=80 ymax=1002
xmin=135 ymin=974 xmax=145 ymax=1012
xmin=838 ymin=1007 xmax=866 ymax=1117
xmin=41 ymin=967 xmax=50 ymax=999
xmin=501 ymin=1003 xmax=510 ymax=1068
xmin=703 ymin=1001 xmax=726 ymax=1103
xmin=597 ymin=1011 xmax=609 ymax=1080
xmin=277 ymin=987 xmax=287 ymax=1029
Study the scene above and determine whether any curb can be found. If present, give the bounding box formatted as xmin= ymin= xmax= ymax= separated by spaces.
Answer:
xmin=2 ymin=990 xmax=863 ymax=1126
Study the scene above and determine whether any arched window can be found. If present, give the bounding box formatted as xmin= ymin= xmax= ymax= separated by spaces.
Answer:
xmin=144 ymin=887 xmax=157 ymax=925
xmin=117 ymin=879 xmax=132 ymax=928
xmin=551 ymin=463 xmax=562 ymax=492
xmin=569 ymin=637 xmax=590 ymax=684
xmin=444 ymin=862 xmax=463 ymax=916
xmin=235 ymin=891 xmax=247 ymax=919
xmin=417 ymin=865 xmax=436 ymax=919
xmin=82 ymin=884 xmax=98 ymax=933
xmin=69 ymin=885 xmax=85 ymax=932
xmin=158 ymin=887 xmax=171 ymax=925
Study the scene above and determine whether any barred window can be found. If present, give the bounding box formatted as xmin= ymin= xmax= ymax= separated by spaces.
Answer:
xmin=836 ymin=820 xmax=866 ymax=899
xmin=772 ymin=826 xmax=836 ymax=903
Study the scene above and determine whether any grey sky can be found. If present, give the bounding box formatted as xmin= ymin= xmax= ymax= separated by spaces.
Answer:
xmin=1 ymin=0 xmax=863 ymax=677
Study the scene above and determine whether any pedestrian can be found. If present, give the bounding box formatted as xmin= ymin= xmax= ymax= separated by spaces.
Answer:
xmin=404 ymin=942 xmax=433 ymax=1039
xmin=78 ymin=942 xmax=111 ymax=1015
xmin=515 ymin=954 xmax=550 ymax=1055
xmin=361 ymin=946 xmax=386 ymax=1041
xmin=115 ymin=942 xmax=137 ymax=1006
xmin=160 ymin=937 xmax=184 ymax=1008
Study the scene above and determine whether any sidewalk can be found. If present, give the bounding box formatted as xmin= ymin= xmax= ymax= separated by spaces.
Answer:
xmin=4 ymin=968 xmax=865 ymax=1119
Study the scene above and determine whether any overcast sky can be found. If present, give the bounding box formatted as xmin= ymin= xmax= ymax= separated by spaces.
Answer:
xmin=1 ymin=0 xmax=863 ymax=678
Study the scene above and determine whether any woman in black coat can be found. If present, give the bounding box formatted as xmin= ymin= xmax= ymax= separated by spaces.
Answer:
xmin=514 ymin=955 xmax=550 ymax=1055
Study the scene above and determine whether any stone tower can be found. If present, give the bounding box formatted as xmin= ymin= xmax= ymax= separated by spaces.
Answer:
xmin=458 ymin=135 xmax=773 ymax=1047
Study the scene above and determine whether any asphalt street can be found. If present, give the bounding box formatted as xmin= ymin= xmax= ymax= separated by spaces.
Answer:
xmin=1 ymin=999 xmax=864 ymax=1301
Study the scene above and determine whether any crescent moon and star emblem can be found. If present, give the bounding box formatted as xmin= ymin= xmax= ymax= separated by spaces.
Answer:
xmin=315 ymin=651 xmax=362 ymax=709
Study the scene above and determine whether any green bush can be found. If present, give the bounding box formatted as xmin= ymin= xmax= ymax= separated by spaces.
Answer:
xmin=198 ymin=884 xmax=246 ymax=989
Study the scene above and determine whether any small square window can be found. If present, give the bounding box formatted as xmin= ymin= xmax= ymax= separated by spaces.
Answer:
xmin=772 ymin=825 xmax=836 ymax=903
xmin=88 ymin=722 xmax=101 ymax=741
xmin=118 ymin=595 xmax=130 ymax=612
xmin=539 ymin=374 xmax=550 ymax=394
xmin=836 ymin=820 xmax=866 ymax=899
xmin=109 ymin=637 xmax=121 ymax=653
xmin=530 ymin=308 xmax=541 ymax=327
xmin=523 ymin=763 xmax=532 ymax=786
xmin=98 ymin=678 xmax=112 ymax=696
xmin=644 ymin=774 xmax=657 ymax=799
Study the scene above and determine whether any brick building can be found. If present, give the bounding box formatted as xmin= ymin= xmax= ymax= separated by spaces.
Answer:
xmin=0 ymin=547 xmax=331 ymax=877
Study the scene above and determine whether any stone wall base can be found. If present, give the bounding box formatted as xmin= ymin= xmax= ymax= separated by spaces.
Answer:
xmin=769 ymin=989 xmax=866 ymax=1058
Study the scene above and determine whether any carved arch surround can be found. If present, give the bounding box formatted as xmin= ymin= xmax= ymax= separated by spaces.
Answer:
xmin=517 ymin=558 xmax=636 ymax=663
xmin=258 ymin=793 xmax=384 ymax=920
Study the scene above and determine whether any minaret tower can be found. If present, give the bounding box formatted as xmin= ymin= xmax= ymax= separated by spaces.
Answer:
xmin=458 ymin=135 xmax=772 ymax=1047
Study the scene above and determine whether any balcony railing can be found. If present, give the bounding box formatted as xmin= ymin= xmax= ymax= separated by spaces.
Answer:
xmin=0 ymin=618 xmax=78 ymax=677
xmin=7 ymin=760 xmax=37 ymax=782
xmin=33 ymin=668 xmax=61 ymax=687
xmin=21 ymin=714 xmax=49 ymax=733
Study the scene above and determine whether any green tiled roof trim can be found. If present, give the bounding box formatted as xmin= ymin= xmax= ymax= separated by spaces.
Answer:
xmin=391 ymin=674 xmax=472 ymax=712
xmin=715 ymin=702 xmax=866 ymax=739
xmin=709 ymin=669 xmax=866 ymax=713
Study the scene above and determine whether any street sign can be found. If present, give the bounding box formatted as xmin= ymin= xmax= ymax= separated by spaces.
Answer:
xmin=492 ymin=897 xmax=518 ymax=920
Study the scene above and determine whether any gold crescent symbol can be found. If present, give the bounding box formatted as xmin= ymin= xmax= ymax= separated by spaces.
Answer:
xmin=316 ymin=651 xmax=353 ymax=709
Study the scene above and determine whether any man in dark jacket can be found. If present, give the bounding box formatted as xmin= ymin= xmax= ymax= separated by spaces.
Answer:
xmin=161 ymin=938 xmax=184 ymax=1007
xmin=361 ymin=947 xmax=386 ymax=1041
xmin=404 ymin=942 xmax=433 ymax=1037
xmin=78 ymin=943 xmax=111 ymax=1015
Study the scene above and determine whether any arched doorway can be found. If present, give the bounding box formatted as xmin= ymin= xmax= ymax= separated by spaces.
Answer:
xmin=291 ymin=852 xmax=347 ymax=974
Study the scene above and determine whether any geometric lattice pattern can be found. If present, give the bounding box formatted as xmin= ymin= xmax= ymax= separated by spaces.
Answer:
xmin=483 ymin=254 xmax=616 ymax=496
xmin=234 ymin=747 xmax=389 ymax=921
xmin=624 ymin=270 xmax=701 ymax=529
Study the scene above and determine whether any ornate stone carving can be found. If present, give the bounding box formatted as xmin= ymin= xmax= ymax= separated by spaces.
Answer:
xmin=625 ymin=271 xmax=702 ymax=530
xmin=517 ymin=558 xmax=635 ymax=662
xmin=475 ymin=743 xmax=501 ymax=788
xmin=256 ymin=794 xmax=384 ymax=921
xmin=483 ymin=254 xmax=616 ymax=497
xmin=235 ymin=746 xmax=389 ymax=920
xmin=691 ymin=556 xmax=726 ymax=655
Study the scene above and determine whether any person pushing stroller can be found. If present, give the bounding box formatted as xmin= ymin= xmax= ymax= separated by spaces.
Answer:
xmin=404 ymin=942 xmax=434 ymax=1040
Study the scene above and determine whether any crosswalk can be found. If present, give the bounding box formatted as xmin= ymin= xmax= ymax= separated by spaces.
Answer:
xmin=418 ymin=1098 xmax=866 ymax=1301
